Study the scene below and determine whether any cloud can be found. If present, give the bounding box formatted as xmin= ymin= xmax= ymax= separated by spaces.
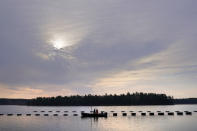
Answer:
xmin=0 ymin=83 xmax=78 ymax=98
xmin=0 ymin=0 xmax=197 ymax=98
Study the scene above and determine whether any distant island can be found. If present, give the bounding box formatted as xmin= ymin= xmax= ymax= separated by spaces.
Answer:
xmin=27 ymin=92 xmax=174 ymax=106
xmin=0 ymin=98 xmax=29 ymax=105
xmin=0 ymin=92 xmax=197 ymax=106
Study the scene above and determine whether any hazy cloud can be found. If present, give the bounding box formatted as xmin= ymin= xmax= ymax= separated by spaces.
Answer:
xmin=0 ymin=0 xmax=197 ymax=98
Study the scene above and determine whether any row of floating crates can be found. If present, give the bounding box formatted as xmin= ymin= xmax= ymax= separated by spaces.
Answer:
xmin=113 ymin=111 xmax=193 ymax=116
xmin=114 ymin=110 xmax=197 ymax=112
xmin=0 ymin=114 xmax=78 ymax=116
xmin=0 ymin=111 xmax=193 ymax=116
xmin=34 ymin=111 xmax=78 ymax=113
xmin=32 ymin=110 xmax=197 ymax=113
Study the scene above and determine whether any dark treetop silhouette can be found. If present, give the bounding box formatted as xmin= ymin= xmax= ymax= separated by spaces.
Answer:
xmin=27 ymin=92 xmax=174 ymax=106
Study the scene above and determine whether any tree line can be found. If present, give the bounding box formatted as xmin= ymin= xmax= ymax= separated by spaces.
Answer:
xmin=0 ymin=99 xmax=29 ymax=105
xmin=27 ymin=92 xmax=174 ymax=106
xmin=174 ymin=98 xmax=197 ymax=104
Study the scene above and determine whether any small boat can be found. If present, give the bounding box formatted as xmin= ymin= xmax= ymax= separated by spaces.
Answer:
xmin=81 ymin=112 xmax=107 ymax=118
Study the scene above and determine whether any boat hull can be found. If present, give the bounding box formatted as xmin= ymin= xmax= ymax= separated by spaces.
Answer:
xmin=81 ymin=113 xmax=107 ymax=118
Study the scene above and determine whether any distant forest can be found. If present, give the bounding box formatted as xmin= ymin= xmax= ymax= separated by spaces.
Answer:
xmin=0 ymin=99 xmax=28 ymax=105
xmin=27 ymin=92 xmax=174 ymax=106
xmin=1 ymin=92 xmax=197 ymax=106
xmin=174 ymin=98 xmax=197 ymax=104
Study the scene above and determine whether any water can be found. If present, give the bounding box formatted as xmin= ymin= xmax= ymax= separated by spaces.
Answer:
xmin=0 ymin=105 xmax=197 ymax=131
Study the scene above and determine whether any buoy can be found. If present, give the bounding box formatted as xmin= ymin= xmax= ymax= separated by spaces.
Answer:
xmin=7 ymin=114 xmax=13 ymax=116
xmin=73 ymin=114 xmax=78 ymax=116
xmin=122 ymin=113 xmax=127 ymax=116
xmin=17 ymin=114 xmax=22 ymax=116
xmin=185 ymin=112 xmax=192 ymax=115
xmin=53 ymin=114 xmax=58 ymax=116
xmin=149 ymin=112 xmax=154 ymax=116
xmin=131 ymin=113 xmax=136 ymax=116
xmin=35 ymin=114 xmax=40 ymax=116
xmin=177 ymin=112 xmax=183 ymax=115
xmin=113 ymin=113 xmax=117 ymax=116
xmin=26 ymin=114 xmax=31 ymax=116
xmin=141 ymin=113 xmax=146 ymax=116
xmin=158 ymin=112 xmax=164 ymax=116
xmin=168 ymin=112 xmax=174 ymax=116
xmin=63 ymin=114 xmax=68 ymax=116
xmin=44 ymin=114 xmax=49 ymax=116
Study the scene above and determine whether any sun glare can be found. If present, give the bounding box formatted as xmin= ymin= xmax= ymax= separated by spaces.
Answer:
xmin=50 ymin=38 xmax=72 ymax=50
xmin=52 ymin=39 xmax=66 ymax=49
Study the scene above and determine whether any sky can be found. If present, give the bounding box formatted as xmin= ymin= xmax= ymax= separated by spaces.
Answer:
xmin=0 ymin=0 xmax=197 ymax=98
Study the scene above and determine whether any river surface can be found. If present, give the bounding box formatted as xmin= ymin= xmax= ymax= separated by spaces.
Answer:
xmin=0 ymin=105 xmax=197 ymax=131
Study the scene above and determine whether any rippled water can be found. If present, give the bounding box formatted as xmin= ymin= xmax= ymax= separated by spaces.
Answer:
xmin=0 ymin=105 xmax=197 ymax=131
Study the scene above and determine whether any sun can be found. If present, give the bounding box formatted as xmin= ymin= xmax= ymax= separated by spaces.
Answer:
xmin=50 ymin=38 xmax=72 ymax=50
xmin=52 ymin=39 xmax=66 ymax=49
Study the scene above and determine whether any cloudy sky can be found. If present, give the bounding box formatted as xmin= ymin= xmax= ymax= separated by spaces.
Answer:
xmin=0 ymin=0 xmax=197 ymax=98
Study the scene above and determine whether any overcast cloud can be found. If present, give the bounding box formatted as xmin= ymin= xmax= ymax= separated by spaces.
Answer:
xmin=0 ymin=0 xmax=197 ymax=98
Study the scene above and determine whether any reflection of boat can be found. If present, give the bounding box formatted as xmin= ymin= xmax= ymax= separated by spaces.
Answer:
xmin=81 ymin=112 xmax=107 ymax=118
